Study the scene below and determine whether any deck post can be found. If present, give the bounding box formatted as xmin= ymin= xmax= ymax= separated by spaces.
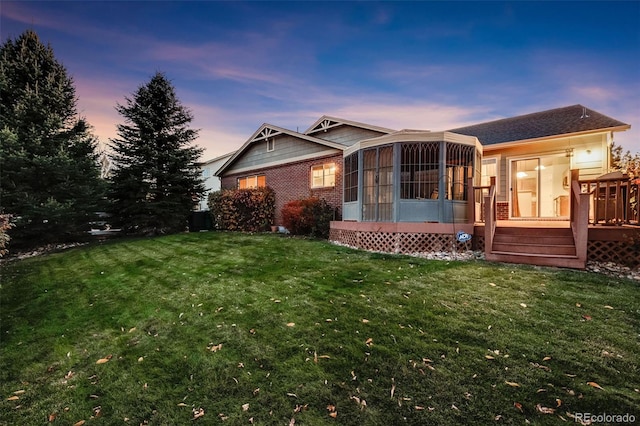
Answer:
xmin=570 ymin=170 xmax=589 ymax=266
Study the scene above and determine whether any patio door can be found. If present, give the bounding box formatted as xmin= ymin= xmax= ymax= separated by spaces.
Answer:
xmin=363 ymin=145 xmax=393 ymax=221
xmin=510 ymin=154 xmax=571 ymax=218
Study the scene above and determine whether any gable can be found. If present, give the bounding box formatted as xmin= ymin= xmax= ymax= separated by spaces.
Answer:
xmin=305 ymin=116 xmax=395 ymax=146
xmin=217 ymin=124 xmax=344 ymax=176
xmin=449 ymin=104 xmax=629 ymax=146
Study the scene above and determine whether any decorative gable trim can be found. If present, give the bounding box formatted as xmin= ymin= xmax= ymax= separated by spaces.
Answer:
xmin=216 ymin=123 xmax=346 ymax=176
xmin=304 ymin=115 xmax=396 ymax=136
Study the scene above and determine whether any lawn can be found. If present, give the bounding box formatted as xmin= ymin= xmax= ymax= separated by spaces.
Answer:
xmin=1 ymin=232 xmax=638 ymax=425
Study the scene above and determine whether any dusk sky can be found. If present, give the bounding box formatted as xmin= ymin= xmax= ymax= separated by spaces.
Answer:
xmin=2 ymin=1 xmax=639 ymax=161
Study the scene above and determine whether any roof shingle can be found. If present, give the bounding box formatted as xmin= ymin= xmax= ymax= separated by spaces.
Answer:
xmin=449 ymin=104 xmax=629 ymax=145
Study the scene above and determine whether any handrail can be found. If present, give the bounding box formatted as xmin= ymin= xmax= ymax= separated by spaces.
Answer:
xmin=570 ymin=170 xmax=589 ymax=263
xmin=578 ymin=173 xmax=639 ymax=226
xmin=468 ymin=177 xmax=493 ymax=224
xmin=484 ymin=181 xmax=497 ymax=254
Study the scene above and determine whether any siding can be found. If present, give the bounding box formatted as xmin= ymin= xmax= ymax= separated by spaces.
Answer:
xmin=226 ymin=134 xmax=336 ymax=173
xmin=311 ymin=126 xmax=386 ymax=146
xmin=221 ymin=154 xmax=344 ymax=226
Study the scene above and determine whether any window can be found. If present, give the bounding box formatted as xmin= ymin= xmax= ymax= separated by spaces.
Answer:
xmin=481 ymin=157 xmax=498 ymax=193
xmin=344 ymin=153 xmax=358 ymax=202
xmin=238 ymin=175 xmax=266 ymax=189
xmin=445 ymin=142 xmax=474 ymax=200
xmin=400 ymin=142 xmax=440 ymax=199
xmin=266 ymin=138 xmax=275 ymax=152
xmin=202 ymin=168 xmax=210 ymax=178
xmin=311 ymin=163 xmax=336 ymax=188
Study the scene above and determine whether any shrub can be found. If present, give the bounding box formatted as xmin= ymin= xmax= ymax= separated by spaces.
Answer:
xmin=281 ymin=197 xmax=336 ymax=239
xmin=208 ymin=187 xmax=275 ymax=232
xmin=0 ymin=214 xmax=12 ymax=257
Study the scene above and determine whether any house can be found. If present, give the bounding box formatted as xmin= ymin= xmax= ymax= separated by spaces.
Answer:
xmin=216 ymin=105 xmax=637 ymax=268
xmin=197 ymin=151 xmax=236 ymax=211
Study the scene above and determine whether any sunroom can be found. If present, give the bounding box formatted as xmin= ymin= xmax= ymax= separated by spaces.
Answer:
xmin=341 ymin=130 xmax=482 ymax=223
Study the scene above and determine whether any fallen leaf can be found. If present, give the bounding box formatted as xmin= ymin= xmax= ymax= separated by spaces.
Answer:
xmin=542 ymin=356 xmax=552 ymax=362
xmin=138 ymin=356 xmax=144 ymax=362
xmin=415 ymin=406 xmax=424 ymax=410
xmin=208 ymin=343 xmax=222 ymax=352
xmin=495 ymin=415 xmax=503 ymax=421
xmin=485 ymin=355 xmax=495 ymax=360
xmin=13 ymin=390 xmax=25 ymax=395
xmin=128 ymin=327 xmax=136 ymax=333
xmin=6 ymin=396 xmax=19 ymax=401
xmin=604 ymin=305 xmax=614 ymax=310
xmin=451 ymin=404 xmax=459 ymax=410
xmin=286 ymin=323 xmax=295 ymax=327
xmin=556 ymin=398 xmax=562 ymax=407
xmin=587 ymin=381 xmax=604 ymax=390
xmin=582 ymin=315 xmax=592 ymax=321
xmin=535 ymin=404 xmax=555 ymax=414
xmin=48 ymin=412 xmax=57 ymax=422
xmin=576 ymin=303 xmax=582 ymax=307
xmin=73 ymin=421 xmax=85 ymax=426
xmin=96 ymin=355 xmax=112 ymax=364
xmin=362 ymin=319 xmax=370 ymax=323
xmin=505 ymin=381 xmax=520 ymax=387
xmin=514 ymin=402 xmax=523 ymax=412
xmin=329 ymin=412 xmax=337 ymax=418
xmin=365 ymin=338 xmax=373 ymax=346
xmin=177 ymin=403 xmax=188 ymax=407
xmin=242 ymin=403 xmax=249 ymax=411
xmin=192 ymin=407 xmax=205 ymax=420
xmin=289 ymin=417 xmax=295 ymax=426
xmin=520 ymin=303 xmax=527 ymax=308
xmin=489 ymin=282 xmax=496 ymax=287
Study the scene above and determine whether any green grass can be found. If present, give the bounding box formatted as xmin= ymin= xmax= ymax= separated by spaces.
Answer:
xmin=1 ymin=232 xmax=638 ymax=425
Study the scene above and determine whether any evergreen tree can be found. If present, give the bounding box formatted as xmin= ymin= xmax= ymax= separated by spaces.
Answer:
xmin=0 ymin=30 xmax=104 ymax=247
xmin=108 ymin=72 xmax=204 ymax=235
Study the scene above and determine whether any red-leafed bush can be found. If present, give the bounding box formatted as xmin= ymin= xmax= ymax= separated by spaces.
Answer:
xmin=281 ymin=197 xmax=337 ymax=239
xmin=208 ymin=187 xmax=275 ymax=232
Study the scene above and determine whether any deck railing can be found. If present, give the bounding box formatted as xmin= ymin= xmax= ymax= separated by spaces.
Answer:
xmin=468 ymin=177 xmax=493 ymax=224
xmin=578 ymin=173 xmax=639 ymax=226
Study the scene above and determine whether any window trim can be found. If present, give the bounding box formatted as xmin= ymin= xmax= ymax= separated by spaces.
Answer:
xmin=310 ymin=163 xmax=336 ymax=189
xmin=266 ymin=138 xmax=275 ymax=152
xmin=481 ymin=156 xmax=499 ymax=194
xmin=237 ymin=175 xmax=266 ymax=189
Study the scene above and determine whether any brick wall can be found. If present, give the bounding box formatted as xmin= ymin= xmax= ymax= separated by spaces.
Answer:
xmin=221 ymin=154 xmax=344 ymax=225
xmin=497 ymin=202 xmax=509 ymax=220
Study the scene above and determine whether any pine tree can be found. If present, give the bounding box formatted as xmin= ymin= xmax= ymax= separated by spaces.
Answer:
xmin=0 ymin=30 xmax=104 ymax=248
xmin=108 ymin=72 xmax=204 ymax=235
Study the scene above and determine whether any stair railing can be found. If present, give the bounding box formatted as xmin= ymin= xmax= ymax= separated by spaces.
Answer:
xmin=570 ymin=170 xmax=589 ymax=264
xmin=484 ymin=177 xmax=497 ymax=254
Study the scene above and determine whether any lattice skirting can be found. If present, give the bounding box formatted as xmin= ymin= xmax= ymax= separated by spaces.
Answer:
xmin=588 ymin=240 xmax=640 ymax=267
xmin=329 ymin=229 xmax=472 ymax=254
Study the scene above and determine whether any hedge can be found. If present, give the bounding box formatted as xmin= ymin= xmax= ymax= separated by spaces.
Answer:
xmin=208 ymin=187 xmax=275 ymax=232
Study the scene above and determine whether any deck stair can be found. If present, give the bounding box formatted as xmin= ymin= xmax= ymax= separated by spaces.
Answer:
xmin=486 ymin=226 xmax=586 ymax=269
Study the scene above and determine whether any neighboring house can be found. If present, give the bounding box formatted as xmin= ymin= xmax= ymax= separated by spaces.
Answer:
xmin=216 ymin=104 xmax=636 ymax=269
xmin=197 ymin=151 xmax=236 ymax=211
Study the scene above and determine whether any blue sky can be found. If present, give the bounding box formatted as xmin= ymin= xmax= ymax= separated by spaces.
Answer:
xmin=2 ymin=1 xmax=639 ymax=160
